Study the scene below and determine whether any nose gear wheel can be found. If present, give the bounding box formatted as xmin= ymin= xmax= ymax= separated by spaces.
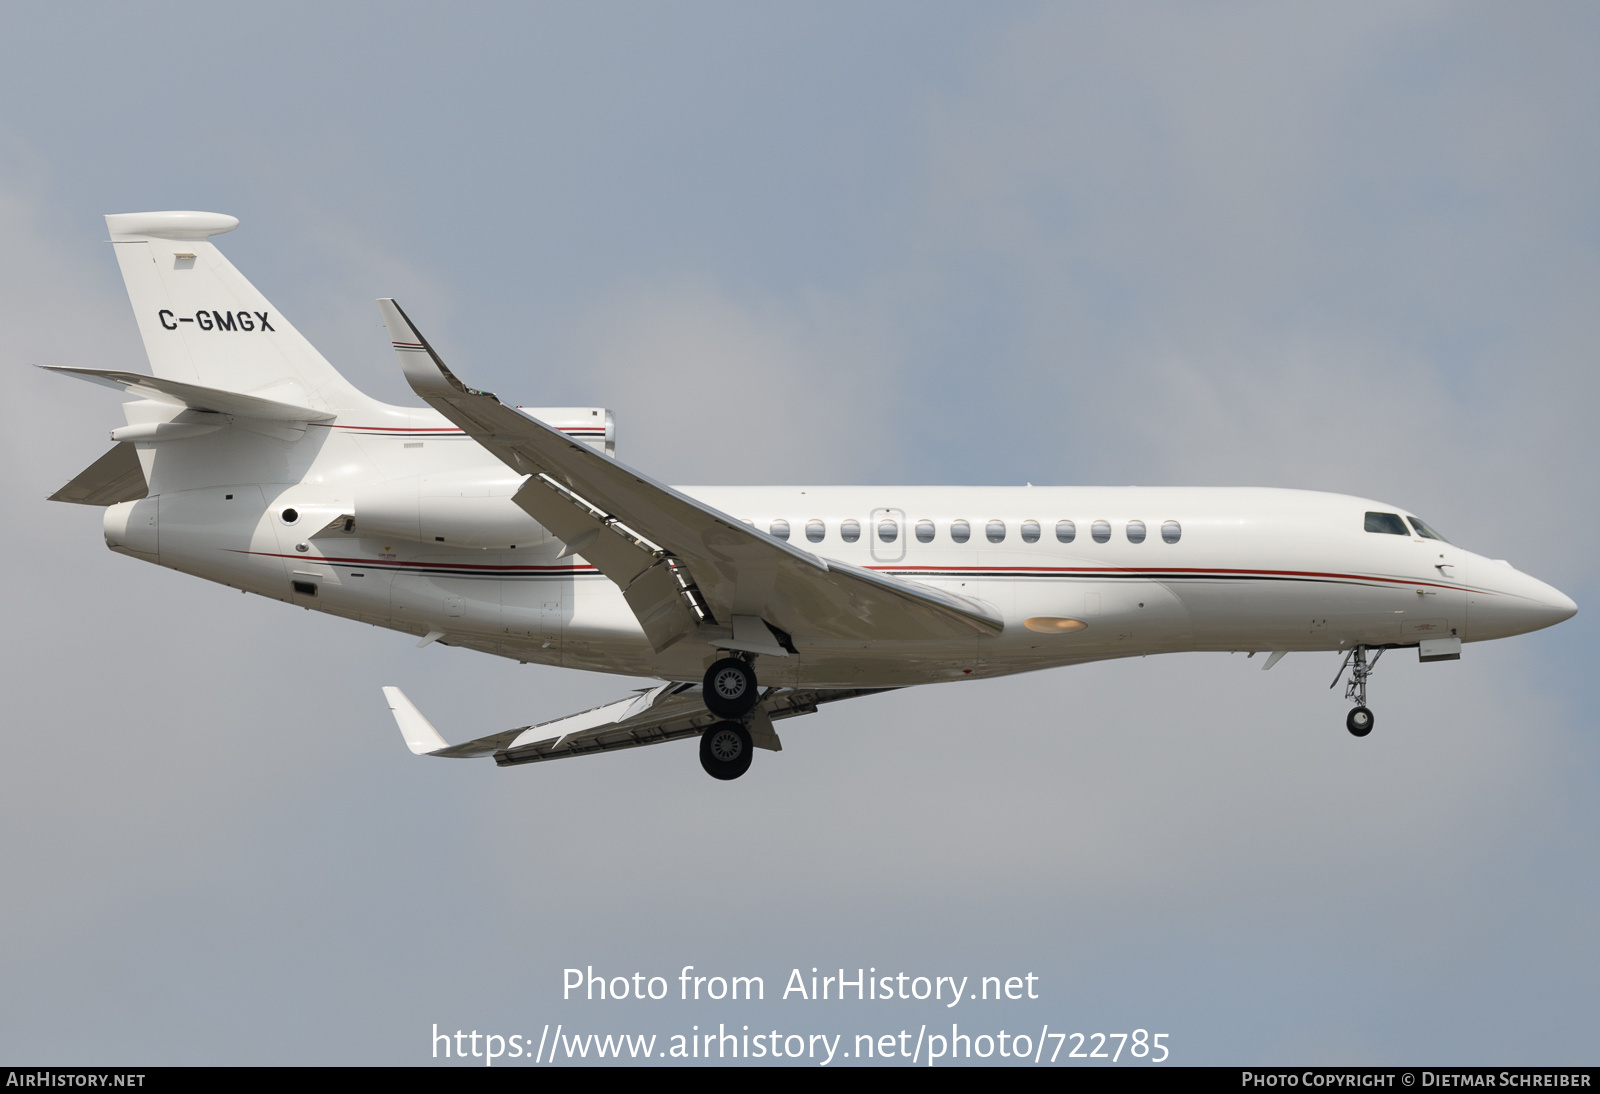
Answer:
xmin=1346 ymin=706 xmax=1374 ymax=737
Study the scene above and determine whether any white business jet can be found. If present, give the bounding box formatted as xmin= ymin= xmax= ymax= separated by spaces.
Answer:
xmin=46 ymin=211 xmax=1577 ymax=780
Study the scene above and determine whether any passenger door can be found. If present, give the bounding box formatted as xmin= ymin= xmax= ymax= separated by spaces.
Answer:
xmin=1401 ymin=517 xmax=1467 ymax=644
xmin=869 ymin=507 xmax=907 ymax=565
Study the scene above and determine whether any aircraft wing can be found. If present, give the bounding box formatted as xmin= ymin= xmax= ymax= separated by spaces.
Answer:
xmin=382 ymin=683 xmax=891 ymax=767
xmin=376 ymin=298 xmax=1004 ymax=654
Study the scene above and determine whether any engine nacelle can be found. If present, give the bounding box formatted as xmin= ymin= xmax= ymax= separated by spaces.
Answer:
xmin=346 ymin=407 xmax=615 ymax=549
xmin=105 ymin=497 xmax=159 ymax=558
xmin=355 ymin=471 xmax=547 ymax=549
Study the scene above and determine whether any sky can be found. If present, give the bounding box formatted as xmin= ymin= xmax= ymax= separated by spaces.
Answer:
xmin=1 ymin=0 xmax=1597 ymax=1066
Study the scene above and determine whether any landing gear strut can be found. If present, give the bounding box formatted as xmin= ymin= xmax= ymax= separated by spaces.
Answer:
xmin=1331 ymin=645 xmax=1383 ymax=738
xmin=699 ymin=721 xmax=753 ymax=780
xmin=703 ymin=656 xmax=759 ymax=719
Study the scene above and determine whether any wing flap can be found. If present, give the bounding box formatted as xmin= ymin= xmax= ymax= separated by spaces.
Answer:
xmin=509 ymin=473 xmax=700 ymax=652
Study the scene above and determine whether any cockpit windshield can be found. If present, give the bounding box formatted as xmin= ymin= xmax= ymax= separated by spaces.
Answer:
xmin=1405 ymin=516 xmax=1449 ymax=543
xmin=1364 ymin=512 xmax=1408 ymax=535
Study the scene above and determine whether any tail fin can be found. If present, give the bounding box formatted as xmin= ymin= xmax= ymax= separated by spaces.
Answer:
xmin=104 ymin=211 xmax=373 ymax=413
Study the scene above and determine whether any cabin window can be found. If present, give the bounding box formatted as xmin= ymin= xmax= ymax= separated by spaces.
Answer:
xmin=878 ymin=519 xmax=899 ymax=543
xmin=950 ymin=520 xmax=971 ymax=544
xmin=1161 ymin=520 xmax=1181 ymax=544
xmin=986 ymin=520 xmax=1006 ymax=543
xmin=1021 ymin=520 xmax=1041 ymax=543
xmin=1364 ymin=512 xmax=1408 ymax=536
xmin=1406 ymin=516 xmax=1449 ymax=542
xmin=1056 ymin=519 xmax=1076 ymax=543
xmin=769 ymin=518 xmax=790 ymax=540
xmin=805 ymin=519 xmax=825 ymax=543
xmin=1091 ymin=519 xmax=1111 ymax=543
xmin=915 ymin=519 xmax=935 ymax=543
xmin=841 ymin=519 xmax=861 ymax=543
xmin=1126 ymin=520 xmax=1147 ymax=544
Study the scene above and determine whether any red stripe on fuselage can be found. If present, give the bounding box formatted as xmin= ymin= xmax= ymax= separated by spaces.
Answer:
xmin=232 ymin=550 xmax=600 ymax=573
xmin=870 ymin=564 xmax=1476 ymax=594
xmin=230 ymin=550 xmax=1475 ymax=593
xmin=307 ymin=424 xmax=603 ymax=435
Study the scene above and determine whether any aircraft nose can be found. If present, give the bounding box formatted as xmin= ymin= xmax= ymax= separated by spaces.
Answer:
xmin=1519 ymin=574 xmax=1578 ymax=630
xmin=1470 ymin=561 xmax=1577 ymax=639
xmin=1541 ymin=583 xmax=1578 ymax=624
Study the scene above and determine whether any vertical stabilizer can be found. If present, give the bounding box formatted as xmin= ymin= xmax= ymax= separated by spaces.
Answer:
xmin=104 ymin=211 xmax=374 ymax=413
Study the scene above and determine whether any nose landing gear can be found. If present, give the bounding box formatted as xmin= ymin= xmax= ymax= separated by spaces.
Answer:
xmin=1331 ymin=645 xmax=1383 ymax=737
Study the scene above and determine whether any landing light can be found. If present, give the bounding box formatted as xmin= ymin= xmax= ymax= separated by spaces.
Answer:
xmin=1024 ymin=617 xmax=1088 ymax=634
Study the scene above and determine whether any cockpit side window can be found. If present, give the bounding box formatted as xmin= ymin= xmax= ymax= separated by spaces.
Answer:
xmin=1364 ymin=512 xmax=1409 ymax=536
xmin=1406 ymin=516 xmax=1449 ymax=543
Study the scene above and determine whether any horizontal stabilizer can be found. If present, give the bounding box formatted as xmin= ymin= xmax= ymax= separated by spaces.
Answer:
xmin=382 ymin=687 xmax=450 ymax=755
xmin=41 ymin=365 xmax=336 ymax=422
xmin=49 ymin=444 xmax=148 ymax=506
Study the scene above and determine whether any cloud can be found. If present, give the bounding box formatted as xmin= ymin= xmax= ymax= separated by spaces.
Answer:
xmin=1 ymin=2 xmax=1596 ymax=1063
xmin=901 ymin=2 xmax=1600 ymax=582
xmin=563 ymin=273 xmax=913 ymax=483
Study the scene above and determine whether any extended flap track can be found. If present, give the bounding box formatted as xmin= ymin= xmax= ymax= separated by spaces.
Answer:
xmin=666 ymin=556 xmax=714 ymax=625
xmin=536 ymin=472 xmax=715 ymax=625
xmin=537 ymin=471 xmax=662 ymax=553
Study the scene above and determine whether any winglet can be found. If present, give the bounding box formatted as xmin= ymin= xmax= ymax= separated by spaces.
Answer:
xmin=376 ymin=298 xmax=487 ymax=403
xmin=383 ymin=686 xmax=450 ymax=755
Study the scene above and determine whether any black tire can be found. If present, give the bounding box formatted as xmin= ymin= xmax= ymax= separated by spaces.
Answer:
xmin=699 ymin=721 xmax=754 ymax=781
xmin=703 ymin=657 xmax=759 ymax=718
xmin=1346 ymin=706 xmax=1374 ymax=737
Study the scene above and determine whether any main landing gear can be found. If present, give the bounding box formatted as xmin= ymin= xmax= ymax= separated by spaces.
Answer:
xmin=699 ymin=721 xmax=754 ymax=781
xmin=1331 ymin=645 xmax=1383 ymax=738
xmin=699 ymin=655 xmax=762 ymax=780
xmin=703 ymin=656 xmax=759 ymax=719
